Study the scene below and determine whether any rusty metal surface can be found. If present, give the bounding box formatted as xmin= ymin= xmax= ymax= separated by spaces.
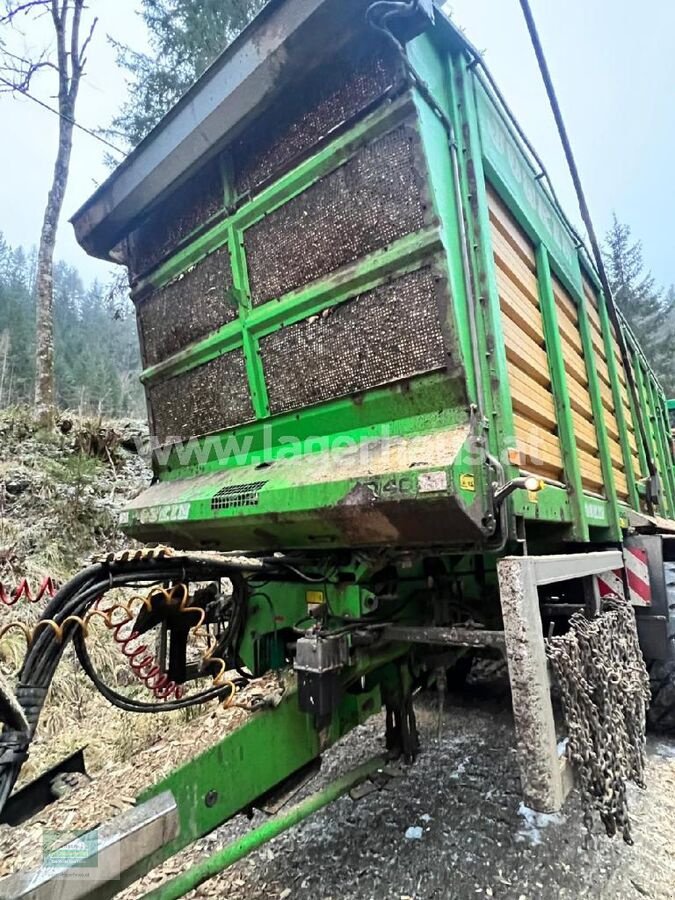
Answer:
xmin=137 ymin=244 xmax=236 ymax=366
xmin=381 ymin=626 xmax=506 ymax=649
xmin=129 ymin=157 xmax=223 ymax=278
xmin=233 ymin=34 xmax=401 ymax=197
xmin=245 ymin=123 xmax=430 ymax=305
xmin=260 ymin=266 xmax=448 ymax=415
xmin=148 ymin=350 xmax=254 ymax=444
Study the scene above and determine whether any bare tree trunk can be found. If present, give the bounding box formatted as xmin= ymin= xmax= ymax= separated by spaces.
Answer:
xmin=0 ymin=0 xmax=96 ymax=426
xmin=34 ymin=112 xmax=75 ymax=424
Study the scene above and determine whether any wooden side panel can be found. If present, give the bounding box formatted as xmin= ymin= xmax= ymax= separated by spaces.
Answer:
xmin=585 ymin=281 xmax=643 ymax=485
xmin=488 ymin=188 xmax=563 ymax=481
xmin=578 ymin=280 xmax=630 ymax=499
xmin=551 ymin=276 xmax=604 ymax=494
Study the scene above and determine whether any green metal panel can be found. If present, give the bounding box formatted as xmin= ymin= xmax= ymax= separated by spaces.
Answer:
xmin=451 ymin=52 xmax=520 ymax=483
xmin=121 ymin=23 xmax=675 ymax=552
xmin=474 ymin=81 xmax=582 ymax=296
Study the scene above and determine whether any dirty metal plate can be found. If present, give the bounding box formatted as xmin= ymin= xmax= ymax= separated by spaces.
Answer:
xmin=233 ymin=33 xmax=402 ymax=197
xmin=0 ymin=791 xmax=178 ymax=900
xmin=148 ymin=350 xmax=254 ymax=445
xmin=260 ymin=266 xmax=449 ymax=415
xmin=137 ymin=244 xmax=236 ymax=366
xmin=245 ymin=122 xmax=431 ymax=306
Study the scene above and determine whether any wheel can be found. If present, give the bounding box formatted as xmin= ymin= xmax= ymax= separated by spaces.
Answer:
xmin=647 ymin=659 xmax=675 ymax=733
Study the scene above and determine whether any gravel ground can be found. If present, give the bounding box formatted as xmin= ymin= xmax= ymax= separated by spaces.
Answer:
xmin=124 ymin=678 xmax=675 ymax=900
xmin=2 ymin=674 xmax=674 ymax=898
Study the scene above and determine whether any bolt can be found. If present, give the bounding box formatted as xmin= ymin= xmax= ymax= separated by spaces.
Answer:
xmin=205 ymin=790 xmax=218 ymax=808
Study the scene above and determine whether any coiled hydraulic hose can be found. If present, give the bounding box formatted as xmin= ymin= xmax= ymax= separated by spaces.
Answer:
xmin=0 ymin=553 xmax=268 ymax=816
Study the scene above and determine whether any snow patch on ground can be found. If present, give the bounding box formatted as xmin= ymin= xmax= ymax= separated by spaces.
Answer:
xmin=516 ymin=803 xmax=565 ymax=846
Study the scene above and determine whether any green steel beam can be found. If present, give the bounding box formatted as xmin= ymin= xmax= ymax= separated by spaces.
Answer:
xmin=142 ymin=754 xmax=388 ymax=900
xmin=105 ymin=675 xmax=388 ymax=898
xmin=229 ymin=227 xmax=270 ymax=418
xmin=597 ymin=291 xmax=640 ymax=510
xmin=536 ymin=246 xmax=588 ymax=540
xmin=403 ymin=37 xmax=492 ymax=517
xmin=646 ymin=375 xmax=675 ymax=516
xmin=574 ymin=282 xmax=621 ymax=537
xmin=632 ymin=348 xmax=663 ymax=509
xmin=455 ymin=54 xmax=519 ymax=477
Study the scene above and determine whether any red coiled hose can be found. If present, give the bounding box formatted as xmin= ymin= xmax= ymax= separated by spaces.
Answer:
xmin=0 ymin=577 xmax=57 ymax=607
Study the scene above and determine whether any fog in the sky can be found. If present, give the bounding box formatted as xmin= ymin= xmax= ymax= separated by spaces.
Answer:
xmin=0 ymin=0 xmax=673 ymax=290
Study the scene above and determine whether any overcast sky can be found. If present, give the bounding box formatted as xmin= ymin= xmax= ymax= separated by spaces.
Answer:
xmin=0 ymin=0 xmax=673 ymax=291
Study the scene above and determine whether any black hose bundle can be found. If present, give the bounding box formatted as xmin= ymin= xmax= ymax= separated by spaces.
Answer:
xmin=0 ymin=553 xmax=266 ymax=816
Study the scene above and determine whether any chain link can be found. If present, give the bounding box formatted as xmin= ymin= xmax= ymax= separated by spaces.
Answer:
xmin=546 ymin=600 xmax=650 ymax=844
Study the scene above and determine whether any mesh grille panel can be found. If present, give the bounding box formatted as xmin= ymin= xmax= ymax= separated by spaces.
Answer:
xmin=211 ymin=481 xmax=268 ymax=511
xmin=260 ymin=267 xmax=447 ymax=415
xmin=148 ymin=350 xmax=253 ymax=444
xmin=129 ymin=157 xmax=223 ymax=277
xmin=138 ymin=245 xmax=236 ymax=367
xmin=245 ymin=124 xmax=428 ymax=306
xmin=233 ymin=35 xmax=401 ymax=196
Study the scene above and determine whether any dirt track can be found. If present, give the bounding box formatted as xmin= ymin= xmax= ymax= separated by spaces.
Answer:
xmin=129 ymin=680 xmax=675 ymax=900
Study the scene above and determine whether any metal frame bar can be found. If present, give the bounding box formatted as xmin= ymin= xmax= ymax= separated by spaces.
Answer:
xmin=497 ymin=550 xmax=622 ymax=812
xmin=574 ymin=278 xmax=621 ymax=538
xmin=535 ymin=246 xmax=588 ymax=540
xmin=597 ymin=289 xmax=640 ymax=509
xmin=0 ymin=792 xmax=179 ymax=900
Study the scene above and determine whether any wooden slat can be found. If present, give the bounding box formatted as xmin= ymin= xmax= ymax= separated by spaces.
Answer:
xmin=503 ymin=318 xmax=551 ymax=386
xmin=572 ymin=409 xmax=600 ymax=455
xmin=491 ymin=230 xmax=540 ymax=306
xmin=603 ymin=407 xmax=621 ymax=443
xmin=496 ymin=268 xmax=543 ymax=344
xmin=589 ymin=322 xmax=607 ymax=358
xmin=512 ymin=413 xmax=564 ymax=472
xmin=583 ymin=289 xmax=602 ymax=332
xmin=567 ymin=377 xmax=594 ymax=419
xmin=562 ymin=339 xmax=590 ymax=388
xmin=510 ymin=367 xmax=557 ymax=429
xmin=552 ymin=278 xmax=578 ymax=326
xmin=606 ymin=435 xmax=626 ymax=469
xmin=614 ymin=470 xmax=629 ymax=498
xmin=578 ymin=451 xmax=605 ymax=491
xmin=556 ymin=306 xmax=584 ymax=354
xmin=594 ymin=354 xmax=612 ymax=389
xmin=487 ymin=189 xmax=537 ymax=268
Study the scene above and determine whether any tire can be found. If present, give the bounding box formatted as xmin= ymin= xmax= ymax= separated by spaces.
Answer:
xmin=647 ymin=659 xmax=675 ymax=734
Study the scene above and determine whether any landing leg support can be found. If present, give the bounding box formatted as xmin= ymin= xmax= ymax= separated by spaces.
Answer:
xmin=497 ymin=556 xmax=564 ymax=813
xmin=497 ymin=551 xmax=623 ymax=813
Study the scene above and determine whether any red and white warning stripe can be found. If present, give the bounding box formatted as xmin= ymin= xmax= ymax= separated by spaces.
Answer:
xmin=595 ymin=569 xmax=625 ymax=602
xmin=623 ymin=546 xmax=652 ymax=607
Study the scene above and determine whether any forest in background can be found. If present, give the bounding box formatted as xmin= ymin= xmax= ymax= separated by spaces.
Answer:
xmin=0 ymin=232 xmax=144 ymax=417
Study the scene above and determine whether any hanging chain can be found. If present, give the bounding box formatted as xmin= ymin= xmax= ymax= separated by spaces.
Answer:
xmin=546 ymin=600 xmax=650 ymax=844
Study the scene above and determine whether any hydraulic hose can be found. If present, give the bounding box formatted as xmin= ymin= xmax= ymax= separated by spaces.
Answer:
xmin=0 ymin=553 xmax=270 ymax=816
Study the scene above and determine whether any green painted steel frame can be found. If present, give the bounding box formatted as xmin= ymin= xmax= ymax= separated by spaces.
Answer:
xmin=535 ymin=246 xmax=588 ymax=540
xmin=126 ymin=23 xmax=675 ymax=540
xmin=596 ymin=290 xmax=641 ymax=510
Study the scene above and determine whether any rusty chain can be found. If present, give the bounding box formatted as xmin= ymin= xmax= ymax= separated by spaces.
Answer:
xmin=546 ymin=600 xmax=650 ymax=844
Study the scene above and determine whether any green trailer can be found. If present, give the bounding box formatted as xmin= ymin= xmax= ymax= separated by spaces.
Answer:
xmin=2 ymin=1 xmax=675 ymax=896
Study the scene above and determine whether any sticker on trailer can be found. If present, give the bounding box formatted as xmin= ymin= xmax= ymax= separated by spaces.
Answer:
xmin=595 ymin=569 xmax=626 ymax=602
xmin=623 ymin=546 xmax=652 ymax=607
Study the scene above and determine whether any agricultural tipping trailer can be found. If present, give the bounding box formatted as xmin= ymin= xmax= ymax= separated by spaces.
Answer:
xmin=2 ymin=0 xmax=675 ymax=896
